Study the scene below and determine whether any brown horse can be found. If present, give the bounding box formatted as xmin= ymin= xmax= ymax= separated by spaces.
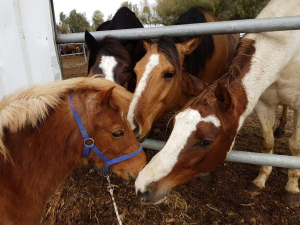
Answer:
xmin=135 ymin=0 xmax=300 ymax=207
xmin=85 ymin=7 xmax=145 ymax=92
xmin=127 ymin=6 xmax=239 ymax=141
xmin=0 ymin=77 xmax=147 ymax=224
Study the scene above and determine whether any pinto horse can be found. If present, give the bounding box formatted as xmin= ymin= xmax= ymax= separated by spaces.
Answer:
xmin=0 ymin=77 xmax=146 ymax=224
xmin=135 ymin=0 xmax=300 ymax=206
xmin=85 ymin=7 xmax=145 ymax=92
xmin=127 ymin=6 xmax=239 ymax=141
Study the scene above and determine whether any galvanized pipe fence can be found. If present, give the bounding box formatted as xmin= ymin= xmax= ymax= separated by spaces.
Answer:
xmin=56 ymin=15 xmax=300 ymax=43
xmin=56 ymin=15 xmax=300 ymax=169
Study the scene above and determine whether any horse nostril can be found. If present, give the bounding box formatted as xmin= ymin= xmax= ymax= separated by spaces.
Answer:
xmin=133 ymin=123 xmax=140 ymax=136
xmin=137 ymin=189 xmax=150 ymax=202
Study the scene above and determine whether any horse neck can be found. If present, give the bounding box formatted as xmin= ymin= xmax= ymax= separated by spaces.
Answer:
xmin=1 ymin=101 xmax=84 ymax=204
xmin=179 ymin=70 xmax=202 ymax=108
xmin=230 ymin=32 xmax=299 ymax=130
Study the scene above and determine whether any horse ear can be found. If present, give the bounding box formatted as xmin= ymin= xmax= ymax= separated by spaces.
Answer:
xmin=188 ymin=75 xmax=206 ymax=95
xmin=143 ymin=40 xmax=152 ymax=51
xmin=181 ymin=37 xmax=203 ymax=55
xmin=96 ymin=87 xmax=116 ymax=107
xmin=215 ymin=82 xmax=231 ymax=111
xmin=85 ymin=30 xmax=98 ymax=49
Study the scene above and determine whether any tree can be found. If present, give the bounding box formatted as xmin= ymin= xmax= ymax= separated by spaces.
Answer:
xmin=59 ymin=12 xmax=67 ymax=24
xmin=120 ymin=1 xmax=140 ymax=18
xmin=139 ymin=0 xmax=153 ymax=25
xmin=121 ymin=1 xmax=133 ymax=10
xmin=92 ymin=10 xmax=104 ymax=31
xmin=56 ymin=23 xmax=70 ymax=34
xmin=65 ymin=9 xmax=91 ymax=33
xmin=107 ymin=14 xmax=113 ymax=21
xmin=153 ymin=0 xmax=270 ymax=25
xmin=56 ymin=12 xmax=70 ymax=34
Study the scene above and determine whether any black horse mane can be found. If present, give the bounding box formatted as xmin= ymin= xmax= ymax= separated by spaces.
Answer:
xmin=172 ymin=6 xmax=215 ymax=76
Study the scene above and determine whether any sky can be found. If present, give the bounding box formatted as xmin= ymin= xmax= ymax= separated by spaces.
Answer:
xmin=53 ymin=0 xmax=155 ymax=24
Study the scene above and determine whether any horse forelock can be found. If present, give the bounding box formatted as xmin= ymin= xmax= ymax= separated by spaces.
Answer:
xmin=100 ymin=37 xmax=131 ymax=63
xmin=0 ymin=77 xmax=131 ymax=161
xmin=88 ymin=37 xmax=131 ymax=75
xmin=156 ymin=36 xmax=181 ymax=76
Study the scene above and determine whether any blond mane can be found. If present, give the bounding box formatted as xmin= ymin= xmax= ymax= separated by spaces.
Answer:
xmin=0 ymin=76 xmax=132 ymax=161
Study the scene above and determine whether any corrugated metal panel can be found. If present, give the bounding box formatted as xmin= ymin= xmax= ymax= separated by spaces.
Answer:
xmin=0 ymin=0 xmax=62 ymax=98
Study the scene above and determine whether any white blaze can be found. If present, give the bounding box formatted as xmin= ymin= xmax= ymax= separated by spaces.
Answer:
xmin=135 ymin=109 xmax=220 ymax=191
xmin=127 ymin=54 xmax=160 ymax=130
xmin=99 ymin=56 xmax=117 ymax=82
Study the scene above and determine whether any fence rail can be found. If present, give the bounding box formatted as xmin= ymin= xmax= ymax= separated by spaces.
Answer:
xmin=56 ymin=15 xmax=300 ymax=44
xmin=142 ymin=139 xmax=300 ymax=169
xmin=56 ymin=15 xmax=300 ymax=169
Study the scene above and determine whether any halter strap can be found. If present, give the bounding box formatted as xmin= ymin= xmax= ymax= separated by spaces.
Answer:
xmin=70 ymin=94 xmax=143 ymax=173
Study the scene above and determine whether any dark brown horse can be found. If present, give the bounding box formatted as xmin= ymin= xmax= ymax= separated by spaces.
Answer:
xmin=127 ymin=6 xmax=239 ymax=141
xmin=85 ymin=7 xmax=145 ymax=92
xmin=0 ymin=77 xmax=147 ymax=224
xmin=135 ymin=0 xmax=300 ymax=207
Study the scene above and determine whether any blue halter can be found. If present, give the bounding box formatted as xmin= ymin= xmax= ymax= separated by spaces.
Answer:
xmin=70 ymin=94 xmax=143 ymax=173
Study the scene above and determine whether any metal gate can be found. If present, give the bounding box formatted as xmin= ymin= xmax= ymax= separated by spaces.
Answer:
xmin=55 ymin=4 xmax=300 ymax=169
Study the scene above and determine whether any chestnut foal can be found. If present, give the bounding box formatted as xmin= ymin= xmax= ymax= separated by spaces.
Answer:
xmin=0 ymin=77 xmax=146 ymax=224
xmin=135 ymin=0 xmax=300 ymax=206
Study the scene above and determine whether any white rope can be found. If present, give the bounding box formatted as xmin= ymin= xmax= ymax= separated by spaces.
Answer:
xmin=105 ymin=174 xmax=123 ymax=225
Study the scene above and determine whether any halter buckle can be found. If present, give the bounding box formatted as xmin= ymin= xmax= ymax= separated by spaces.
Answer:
xmin=84 ymin=138 xmax=94 ymax=146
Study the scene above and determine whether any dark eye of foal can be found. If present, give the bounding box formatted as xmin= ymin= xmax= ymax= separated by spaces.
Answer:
xmin=112 ymin=130 xmax=124 ymax=138
xmin=123 ymin=67 xmax=131 ymax=73
xmin=196 ymin=140 xmax=213 ymax=148
xmin=164 ymin=72 xmax=175 ymax=79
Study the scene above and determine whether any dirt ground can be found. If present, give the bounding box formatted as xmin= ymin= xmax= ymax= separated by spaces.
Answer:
xmin=41 ymin=55 xmax=300 ymax=225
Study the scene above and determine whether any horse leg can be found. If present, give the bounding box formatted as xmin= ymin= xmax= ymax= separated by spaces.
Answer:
xmin=274 ymin=104 xmax=288 ymax=138
xmin=247 ymin=100 xmax=276 ymax=194
xmin=282 ymin=109 xmax=300 ymax=206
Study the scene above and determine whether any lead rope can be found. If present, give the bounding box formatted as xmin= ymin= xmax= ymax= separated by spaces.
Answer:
xmin=103 ymin=172 xmax=123 ymax=225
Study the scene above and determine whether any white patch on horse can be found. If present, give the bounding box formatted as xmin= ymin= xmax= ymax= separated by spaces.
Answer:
xmin=127 ymin=54 xmax=160 ymax=131
xmin=135 ymin=109 xmax=220 ymax=192
xmin=99 ymin=56 xmax=117 ymax=82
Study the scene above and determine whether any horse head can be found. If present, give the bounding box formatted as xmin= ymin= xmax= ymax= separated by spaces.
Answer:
xmin=71 ymin=82 xmax=147 ymax=179
xmin=127 ymin=36 xmax=205 ymax=141
xmin=135 ymin=82 xmax=239 ymax=204
xmin=85 ymin=31 xmax=134 ymax=91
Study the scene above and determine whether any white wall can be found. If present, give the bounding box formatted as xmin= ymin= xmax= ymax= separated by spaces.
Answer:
xmin=0 ymin=0 xmax=62 ymax=99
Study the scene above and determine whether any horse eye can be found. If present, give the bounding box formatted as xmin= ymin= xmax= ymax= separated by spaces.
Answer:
xmin=164 ymin=72 xmax=175 ymax=79
xmin=112 ymin=130 xmax=124 ymax=138
xmin=196 ymin=140 xmax=213 ymax=148
xmin=123 ymin=67 xmax=131 ymax=73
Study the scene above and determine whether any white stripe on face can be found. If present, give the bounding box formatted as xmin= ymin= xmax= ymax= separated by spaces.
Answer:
xmin=99 ymin=56 xmax=117 ymax=82
xmin=135 ymin=109 xmax=221 ymax=191
xmin=127 ymin=54 xmax=160 ymax=130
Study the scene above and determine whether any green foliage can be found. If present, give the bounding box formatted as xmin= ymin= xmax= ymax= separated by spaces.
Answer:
xmin=92 ymin=10 xmax=104 ymax=31
xmin=153 ymin=0 xmax=270 ymax=25
xmin=107 ymin=14 xmax=113 ymax=21
xmin=56 ymin=23 xmax=70 ymax=34
xmin=57 ymin=12 xmax=70 ymax=34
xmin=65 ymin=9 xmax=91 ymax=33
xmin=139 ymin=0 xmax=154 ymax=25
xmin=120 ymin=1 xmax=140 ymax=17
